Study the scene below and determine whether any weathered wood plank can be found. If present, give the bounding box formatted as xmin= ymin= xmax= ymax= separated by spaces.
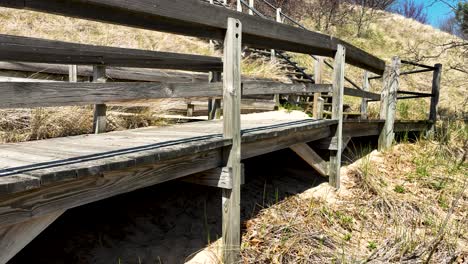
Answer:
xmin=290 ymin=143 xmax=328 ymax=176
xmin=344 ymin=87 xmax=380 ymax=100
xmin=313 ymin=57 xmax=323 ymax=119
xmin=68 ymin=65 xmax=77 ymax=82
xmin=92 ymin=65 xmax=107 ymax=134
xmin=361 ymin=71 xmax=369 ymax=119
xmin=378 ymin=57 xmax=400 ymax=151
xmin=0 ymin=211 xmax=64 ymax=264
xmin=0 ymin=148 xmax=224 ymax=227
xmin=428 ymin=63 xmax=442 ymax=134
xmin=0 ymin=62 xmax=209 ymax=83
xmin=222 ymin=18 xmax=242 ymax=263
xmin=0 ymin=34 xmax=222 ymax=72
xmin=0 ymin=81 xmax=331 ymax=108
xmin=329 ymin=45 xmax=345 ymax=189
xmin=181 ymin=165 xmax=245 ymax=189
xmin=0 ymin=0 xmax=385 ymax=74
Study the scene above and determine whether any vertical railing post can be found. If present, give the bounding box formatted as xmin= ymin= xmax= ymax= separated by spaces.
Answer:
xmin=68 ymin=65 xmax=77 ymax=82
xmin=329 ymin=45 xmax=345 ymax=189
xmin=272 ymin=8 xmax=282 ymax=109
xmin=236 ymin=0 xmax=242 ymax=12
xmin=209 ymin=0 xmax=215 ymax=51
xmin=208 ymin=71 xmax=222 ymax=120
xmin=378 ymin=56 xmax=400 ymax=151
xmin=248 ymin=0 xmax=254 ymax=15
xmin=270 ymin=8 xmax=281 ymax=63
xmin=313 ymin=57 xmax=323 ymax=119
xmin=428 ymin=63 xmax=442 ymax=135
xmin=222 ymin=17 xmax=242 ymax=263
xmin=92 ymin=65 xmax=107 ymax=134
xmin=361 ymin=71 xmax=369 ymax=120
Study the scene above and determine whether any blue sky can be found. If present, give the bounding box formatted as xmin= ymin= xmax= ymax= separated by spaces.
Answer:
xmin=411 ymin=0 xmax=458 ymax=27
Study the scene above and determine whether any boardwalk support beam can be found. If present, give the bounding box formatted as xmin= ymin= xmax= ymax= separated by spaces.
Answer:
xmin=0 ymin=211 xmax=64 ymax=264
xmin=329 ymin=44 xmax=345 ymax=189
xmin=92 ymin=65 xmax=107 ymax=134
xmin=222 ymin=18 xmax=242 ymax=263
xmin=290 ymin=143 xmax=328 ymax=176
xmin=378 ymin=57 xmax=400 ymax=151
xmin=181 ymin=165 xmax=245 ymax=189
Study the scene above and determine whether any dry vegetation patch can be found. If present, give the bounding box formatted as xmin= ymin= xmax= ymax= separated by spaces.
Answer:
xmin=242 ymin=122 xmax=467 ymax=263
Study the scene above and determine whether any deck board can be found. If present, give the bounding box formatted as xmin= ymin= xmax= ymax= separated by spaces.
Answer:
xmin=0 ymin=112 xmax=431 ymax=197
xmin=0 ymin=112 xmax=329 ymax=193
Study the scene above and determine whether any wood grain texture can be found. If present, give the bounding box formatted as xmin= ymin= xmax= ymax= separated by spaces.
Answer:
xmin=0 ymin=0 xmax=385 ymax=74
xmin=313 ymin=57 xmax=323 ymax=119
xmin=329 ymin=45 xmax=345 ymax=189
xmin=0 ymin=62 xmax=209 ymax=83
xmin=181 ymin=165 xmax=245 ymax=189
xmin=182 ymin=167 xmax=233 ymax=189
xmin=222 ymin=18 xmax=242 ymax=264
xmin=290 ymin=143 xmax=328 ymax=176
xmin=361 ymin=71 xmax=369 ymax=119
xmin=344 ymin=87 xmax=380 ymax=100
xmin=0 ymin=210 xmax=64 ymax=264
xmin=378 ymin=57 xmax=400 ymax=151
xmin=0 ymin=34 xmax=222 ymax=72
xmin=0 ymin=81 xmax=331 ymax=108
xmin=92 ymin=65 xmax=107 ymax=134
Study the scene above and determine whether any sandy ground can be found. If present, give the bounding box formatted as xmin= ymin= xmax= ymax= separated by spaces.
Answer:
xmin=9 ymin=144 xmax=329 ymax=264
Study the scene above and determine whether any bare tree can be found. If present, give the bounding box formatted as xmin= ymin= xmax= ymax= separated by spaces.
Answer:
xmin=439 ymin=15 xmax=459 ymax=35
xmin=305 ymin=0 xmax=353 ymax=32
xmin=396 ymin=0 xmax=428 ymax=24
xmin=347 ymin=0 xmax=398 ymax=37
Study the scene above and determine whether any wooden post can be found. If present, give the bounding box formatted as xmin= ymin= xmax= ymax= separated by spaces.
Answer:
xmin=317 ymin=97 xmax=324 ymax=119
xmin=361 ymin=71 xmax=369 ymax=119
xmin=187 ymin=103 xmax=195 ymax=117
xmin=428 ymin=63 xmax=442 ymax=134
xmin=270 ymin=8 xmax=281 ymax=63
xmin=208 ymin=71 xmax=222 ymax=120
xmin=222 ymin=17 xmax=242 ymax=263
xmin=68 ymin=65 xmax=77 ymax=82
xmin=329 ymin=45 xmax=345 ymax=189
xmin=378 ymin=57 xmax=400 ymax=151
xmin=209 ymin=0 xmax=215 ymax=51
xmin=248 ymin=0 xmax=254 ymax=15
xmin=236 ymin=0 xmax=242 ymax=12
xmin=92 ymin=65 xmax=107 ymax=134
xmin=313 ymin=57 xmax=323 ymax=119
xmin=272 ymin=8 xmax=282 ymax=109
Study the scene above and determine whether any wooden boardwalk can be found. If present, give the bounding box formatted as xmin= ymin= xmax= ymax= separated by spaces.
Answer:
xmin=0 ymin=112 xmax=430 ymax=219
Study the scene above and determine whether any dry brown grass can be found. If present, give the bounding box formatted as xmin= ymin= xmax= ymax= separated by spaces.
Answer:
xmin=241 ymin=121 xmax=467 ymax=263
xmin=0 ymin=106 xmax=170 ymax=143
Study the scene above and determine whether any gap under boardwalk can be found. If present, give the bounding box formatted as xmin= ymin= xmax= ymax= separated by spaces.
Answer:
xmin=8 ymin=149 xmax=327 ymax=264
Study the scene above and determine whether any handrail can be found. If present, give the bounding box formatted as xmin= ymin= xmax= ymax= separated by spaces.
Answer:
xmin=261 ymin=2 xmax=364 ymax=90
xmin=258 ymin=0 xmax=277 ymax=10
xmin=1 ymin=0 xmax=386 ymax=74
xmin=401 ymin=60 xmax=436 ymax=70
xmin=397 ymin=90 xmax=434 ymax=97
